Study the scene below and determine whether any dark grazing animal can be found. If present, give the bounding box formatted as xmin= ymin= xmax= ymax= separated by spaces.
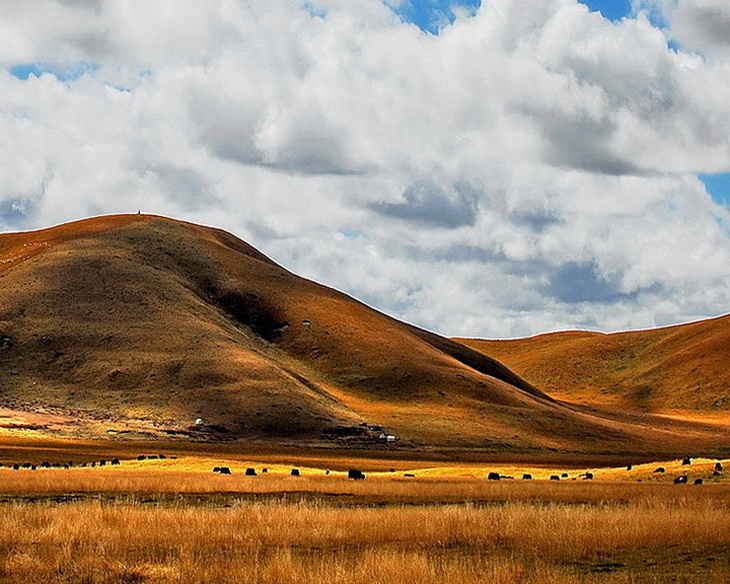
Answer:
xmin=348 ymin=469 xmax=366 ymax=480
xmin=219 ymin=467 xmax=231 ymax=475
xmin=682 ymin=457 xmax=692 ymax=466
xmin=584 ymin=472 xmax=594 ymax=480
xmin=522 ymin=474 xmax=533 ymax=480
xmin=245 ymin=468 xmax=257 ymax=476
xmin=487 ymin=472 xmax=501 ymax=481
xmin=550 ymin=475 xmax=560 ymax=481
xmin=653 ymin=467 xmax=665 ymax=473
xmin=694 ymin=478 xmax=703 ymax=485
xmin=674 ymin=475 xmax=688 ymax=484
xmin=715 ymin=462 xmax=723 ymax=472
xmin=291 ymin=468 xmax=300 ymax=476
xmin=111 ymin=459 xmax=120 ymax=465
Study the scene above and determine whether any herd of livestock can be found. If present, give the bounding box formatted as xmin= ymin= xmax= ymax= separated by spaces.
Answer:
xmin=0 ymin=455 xmax=723 ymax=483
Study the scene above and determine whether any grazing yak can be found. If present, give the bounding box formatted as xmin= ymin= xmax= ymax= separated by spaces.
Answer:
xmin=245 ymin=468 xmax=257 ymax=476
xmin=694 ymin=478 xmax=704 ymax=485
xmin=550 ymin=475 xmax=560 ymax=481
xmin=715 ymin=462 xmax=723 ymax=472
xmin=522 ymin=474 xmax=533 ymax=480
xmin=682 ymin=457 xmax=692 ymax=466
xmin=291 ymin=468 xmax=301 ymax=476
xmin=653 ymin=467 xmax=665 ymax=474
xmin=219 ymin=467 xmax=232 ymax=475
xmin=348 ymin=469 xmax=366 ymax=480
xmin=487 ymin=472 xmax=501 ymax=481
xmin=584 ymin=472 xmax=594 ymax=480
xmin=674 ymin=475 xmax=688 ymax=484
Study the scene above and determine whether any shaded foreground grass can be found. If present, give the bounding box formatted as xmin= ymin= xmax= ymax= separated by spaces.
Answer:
xmin=1 ymin=476 xmax=729 ymax=583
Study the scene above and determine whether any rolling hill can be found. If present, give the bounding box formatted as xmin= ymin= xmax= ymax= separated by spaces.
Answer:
xmin=456 ymin=315 xmax=730 ymax=413
xmin=0 ymin=214 xmax=727 ymax=458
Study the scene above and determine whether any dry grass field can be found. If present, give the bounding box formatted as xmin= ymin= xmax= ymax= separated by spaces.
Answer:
xmin=1 ymin=450 xmax=729 ymax=584
xmin=1 ymin=493 xmax=729 ymax=584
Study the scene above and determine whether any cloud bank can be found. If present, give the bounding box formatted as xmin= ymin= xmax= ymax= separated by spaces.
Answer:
xmin=1 ymin=0 xmax=729 ymax=338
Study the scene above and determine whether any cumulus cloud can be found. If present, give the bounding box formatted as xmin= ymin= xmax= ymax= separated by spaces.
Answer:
xmin=0 ymin=0 xmax=729 ymax=338
xmin=369 ymin=180 xmax=480 ymax=228
xmin=637 ymin=0 xmax=730 ymax=59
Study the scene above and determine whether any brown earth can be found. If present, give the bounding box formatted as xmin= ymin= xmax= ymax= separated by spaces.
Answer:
xmin=456 ymin=315 xmax=730 ymax=414
xmin=0 ymin=214 xmax=728 ymax=458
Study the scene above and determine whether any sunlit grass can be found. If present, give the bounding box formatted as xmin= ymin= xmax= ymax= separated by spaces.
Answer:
xmin=0 ymin=451 xmax=727 ymax=583
xmin=1 ymin=494 xmax=728 ymax=583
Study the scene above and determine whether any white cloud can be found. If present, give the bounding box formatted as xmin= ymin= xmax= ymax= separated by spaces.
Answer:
xmin=0 ymin=0 xmax=729 ymax=337
xmin=636 ymin=0 xmax=730 ymax=60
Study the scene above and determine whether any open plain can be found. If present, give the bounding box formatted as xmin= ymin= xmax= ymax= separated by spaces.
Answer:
xmin=0 ymin=438 xmax=728 ymax=583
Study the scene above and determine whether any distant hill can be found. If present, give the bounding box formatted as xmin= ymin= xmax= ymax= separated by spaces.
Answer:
xmin=456 ymin=315 xmax=730 ymax=413
xmin=0 ymin=214 xmax=727 ymax=458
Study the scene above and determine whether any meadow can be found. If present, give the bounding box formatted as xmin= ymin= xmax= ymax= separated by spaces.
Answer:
xmin=1 ymin=453 xmax=729 ymax=584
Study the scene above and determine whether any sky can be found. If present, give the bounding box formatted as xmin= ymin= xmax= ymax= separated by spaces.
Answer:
xmin=1 ymin=0 xmax=729 ymax=339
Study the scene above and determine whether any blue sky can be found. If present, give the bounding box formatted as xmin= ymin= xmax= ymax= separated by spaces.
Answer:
xmin=578 ymin=0 xmax=632 ymax=22
xmin=9 ymin=61 xmax=99 ymax=82
xmin=389 ymin=0 xmax=481 ymax=33
xmin=392 ymin=0 xmax=632 ymax=33
xmin=700 ymin=174 xmax=730 ymax=208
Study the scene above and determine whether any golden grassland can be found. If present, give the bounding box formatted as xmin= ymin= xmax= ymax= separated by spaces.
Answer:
xmin=1 ymin=486 xmax=729 ymax=584
xmin=1 ymin=450 xmax=729 ymax=583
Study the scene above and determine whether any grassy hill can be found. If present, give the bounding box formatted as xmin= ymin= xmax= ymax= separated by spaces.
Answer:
xmin=0 ymin=214 xmax=727 ymax=458
xmin=456 ymin=315 xmax=730 ymax=413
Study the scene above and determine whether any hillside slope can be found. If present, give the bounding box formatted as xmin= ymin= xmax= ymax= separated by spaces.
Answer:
xmin=0 ymin=214 xmax=727 ymax=457
xmin=457 ymin=315 xmax=730 ymax=413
